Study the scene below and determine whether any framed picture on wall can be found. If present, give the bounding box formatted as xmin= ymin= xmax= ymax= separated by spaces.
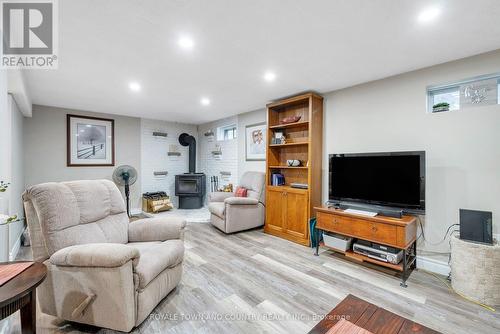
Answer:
xmin=245 ymin=122 xmax=266 ymax=161
xmin=67 ymin=114 xmax=115 ymax=166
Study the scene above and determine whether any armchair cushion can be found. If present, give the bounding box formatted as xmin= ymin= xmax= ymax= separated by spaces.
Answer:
xmin=208 ymin=191 xmax=234 ymax=202
xmin=50 ymin=243 xmax=139 ymax=268
xmin=208 ymin=202 xmax=225 ymax=218
xmin=129 ymin=240 xmax=184 ymax=289
xmin=128 ymin=217 xmax=186 ymax=242
xmin=224 ymin=197 xmax=259 ymax=205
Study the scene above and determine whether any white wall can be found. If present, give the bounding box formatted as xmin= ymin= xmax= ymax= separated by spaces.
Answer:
xmin=140 ymin=118 xmax=198 ymax=208
xmin=0 ymin=70 xmax=8 ymax=196
xmin=7 ymin=70 xmax=32 ymax=117
xmin=0 ymin=71 xmax=10 ymax=261
xmin=24 ymin=105 xmax=143 ymax=209
xmin=237 ymin=109 xmax=266 ymax=179
xmin=322 ymin=49 xmax=500 ymax=264
xmin=196 ymin=109 xmax=267 ymax=195
xmin=8 ymin=96 xmax=25 ymax=258
xmin=0 ymin=92 xmax=26 ymax=261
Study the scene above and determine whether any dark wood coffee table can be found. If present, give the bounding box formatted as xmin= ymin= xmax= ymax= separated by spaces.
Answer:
xmin=0 ymin=262 xmax=47 ymax=334
xmin=308 ymin=294 xmax=440 ymax=334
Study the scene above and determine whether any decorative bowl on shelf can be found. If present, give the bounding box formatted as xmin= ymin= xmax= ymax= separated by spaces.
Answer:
xmin=280 ymin=115 xmax=301 ymax=124
xmin=286 ymin=159 xmax=301 ymax=167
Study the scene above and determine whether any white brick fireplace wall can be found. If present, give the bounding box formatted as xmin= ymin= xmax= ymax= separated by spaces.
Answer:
xmin=140 ymin=118 xmax=198 ymax=208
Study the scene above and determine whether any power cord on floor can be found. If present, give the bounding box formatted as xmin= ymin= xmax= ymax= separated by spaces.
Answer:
xmin=421 ymin=269 xmax=496 ymax=312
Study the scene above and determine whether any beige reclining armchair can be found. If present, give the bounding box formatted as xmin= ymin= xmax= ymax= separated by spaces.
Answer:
xmin=208 ymin=171 xmax=265 ymax=233
xmin=23 ymin=179 xmax=185 ymax=332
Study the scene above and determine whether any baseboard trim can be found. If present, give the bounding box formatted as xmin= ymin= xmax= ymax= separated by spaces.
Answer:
xmin=416 ymin=255 xmax=450 ymax=276
xmin=9 ymin=227 xmax=24 ymax=261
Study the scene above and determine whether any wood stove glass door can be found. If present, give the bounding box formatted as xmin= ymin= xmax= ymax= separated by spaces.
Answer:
xmin=178 ymin=179 xmax=200 ymax=194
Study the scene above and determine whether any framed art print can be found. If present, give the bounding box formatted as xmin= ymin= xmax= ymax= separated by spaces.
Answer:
xmin=67 ymin=114 xmax=115 ymax=166
xmin=245 ymin=122 xmax=266 ymax=161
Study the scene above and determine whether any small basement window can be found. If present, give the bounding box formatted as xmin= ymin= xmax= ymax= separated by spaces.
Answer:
xmin=429 ymin=87 xmax=460 ymax=112
xmin=217 ymin=124 xmax=237 ymax=141
xmin=428 ymin=73 xmax=500 ymax=113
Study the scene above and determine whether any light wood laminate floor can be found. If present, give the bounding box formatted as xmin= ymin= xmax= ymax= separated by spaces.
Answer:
xmin=4 ymin=222 xmax=500 ymax=333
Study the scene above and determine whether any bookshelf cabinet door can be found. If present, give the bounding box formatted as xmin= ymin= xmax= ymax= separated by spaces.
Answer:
xmin=265 ymin=188 xmax=286 ymax=232
xmin=284 ymin=190 xmax=309 ymax=241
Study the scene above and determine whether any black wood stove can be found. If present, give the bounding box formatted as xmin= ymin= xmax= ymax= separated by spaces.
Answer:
xmin=175 ymin=133 xmax=206 ymax=209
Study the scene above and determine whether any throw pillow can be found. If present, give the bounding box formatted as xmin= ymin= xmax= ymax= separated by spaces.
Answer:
xmin=235 ymin=186 xmax=248 ymax=197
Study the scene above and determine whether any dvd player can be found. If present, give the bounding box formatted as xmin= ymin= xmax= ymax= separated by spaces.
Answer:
xmin=353 ymin=241 xmax=403 ymax=265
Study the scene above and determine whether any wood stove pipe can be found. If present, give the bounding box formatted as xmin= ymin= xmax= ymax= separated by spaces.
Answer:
xmin=178 ymin=133 xmax=196 ymax=174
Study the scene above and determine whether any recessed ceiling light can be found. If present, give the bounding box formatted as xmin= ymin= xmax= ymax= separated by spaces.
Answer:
xmin=417 ymin=7 xmax=441 ymax=23
xmin=129 ymin=82 xmax=141 ymax=92
xmin=178 ymin=36 xmax=195 ymax=50
xmin=201 ymin=97 xmax=210 ymax=106
xmin=264 ymin=71 xmax=276 ymax=82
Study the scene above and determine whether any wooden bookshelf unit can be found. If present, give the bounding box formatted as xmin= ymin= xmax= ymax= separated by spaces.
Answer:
xmin=264 ymin=93 xmax=323 ymax=246
xmin=314 ymin=207 xmax=417 ymax=287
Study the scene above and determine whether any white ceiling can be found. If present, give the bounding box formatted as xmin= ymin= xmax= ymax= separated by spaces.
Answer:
xmin=25 ymin=0 xmax=500 ymax=124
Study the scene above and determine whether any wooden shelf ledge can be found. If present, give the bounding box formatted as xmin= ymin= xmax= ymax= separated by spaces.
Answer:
xmin=266 ymin=185 xmax=309 ymax=193
xmin=319 ymin=242 xmax=404 ymax=271
xmin=269 ymin=121 xmax=309 ymax=130
xmin=269 ymin=142 xmax=308 ymax=147
xmin=268 ymin=165 xmax=308 ymax=169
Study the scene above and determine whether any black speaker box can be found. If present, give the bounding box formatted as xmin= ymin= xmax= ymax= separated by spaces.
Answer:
xmin=459 ymin=209 xmax=493 ymax=245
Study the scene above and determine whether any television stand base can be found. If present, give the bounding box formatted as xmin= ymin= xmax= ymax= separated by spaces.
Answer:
xmin=314 ymin=206 xmax=417 ymax=287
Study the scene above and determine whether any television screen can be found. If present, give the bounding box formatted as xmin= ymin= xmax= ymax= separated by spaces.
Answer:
xmin=329 ymin=151 xmax=425 ymax=211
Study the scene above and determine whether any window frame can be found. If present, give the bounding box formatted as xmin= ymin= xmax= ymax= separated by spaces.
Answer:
xmin=217 ymin=124 xmax=237 ymax=141
xmin=427 ymin=72 xmax=500 ymax=113
xmin=427 ymin=86 xmax=460 ymax=113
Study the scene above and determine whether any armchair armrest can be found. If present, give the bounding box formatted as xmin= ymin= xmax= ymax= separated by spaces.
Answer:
xmin=224 ymin=197 xmax=259 ymax=205
xmin=128 ymin=217 xmax=186 ymax=242
xmin=209 ymin=191 xmax=234 ymax=202
xmin=50 ymin=243 xmax=139 ymax=268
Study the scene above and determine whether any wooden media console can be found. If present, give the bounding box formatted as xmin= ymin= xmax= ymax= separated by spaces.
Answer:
xmin=314 ymin=206 xmax=417 ymax=287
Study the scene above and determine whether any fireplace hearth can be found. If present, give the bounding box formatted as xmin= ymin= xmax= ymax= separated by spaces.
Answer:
xmin=175 ymin=133 xmax=206 ymax=209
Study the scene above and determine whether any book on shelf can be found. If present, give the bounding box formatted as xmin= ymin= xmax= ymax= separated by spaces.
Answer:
xmin=271 ymin=173 xmax=285 ymax=186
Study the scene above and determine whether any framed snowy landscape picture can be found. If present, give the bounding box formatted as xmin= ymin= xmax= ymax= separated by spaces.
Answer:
xmin=67 ymin=114 xmax=115 ymax=166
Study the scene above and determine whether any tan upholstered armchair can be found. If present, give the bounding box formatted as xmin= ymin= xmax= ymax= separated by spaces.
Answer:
xmin=208 ymin=171 xmax=265 ymax=233
xmin=23 ymin=180 xmax=185 ymax=332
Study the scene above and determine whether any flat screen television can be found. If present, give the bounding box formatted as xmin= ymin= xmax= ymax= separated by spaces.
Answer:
xmin=329 ymin=151 xmax=425 ymax=213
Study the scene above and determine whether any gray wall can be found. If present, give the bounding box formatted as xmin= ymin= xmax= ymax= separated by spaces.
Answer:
xmin=322 ymin=49 xmax=500 ymax=261
xmin=24 ymin=105 xmax=143 ymax=209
